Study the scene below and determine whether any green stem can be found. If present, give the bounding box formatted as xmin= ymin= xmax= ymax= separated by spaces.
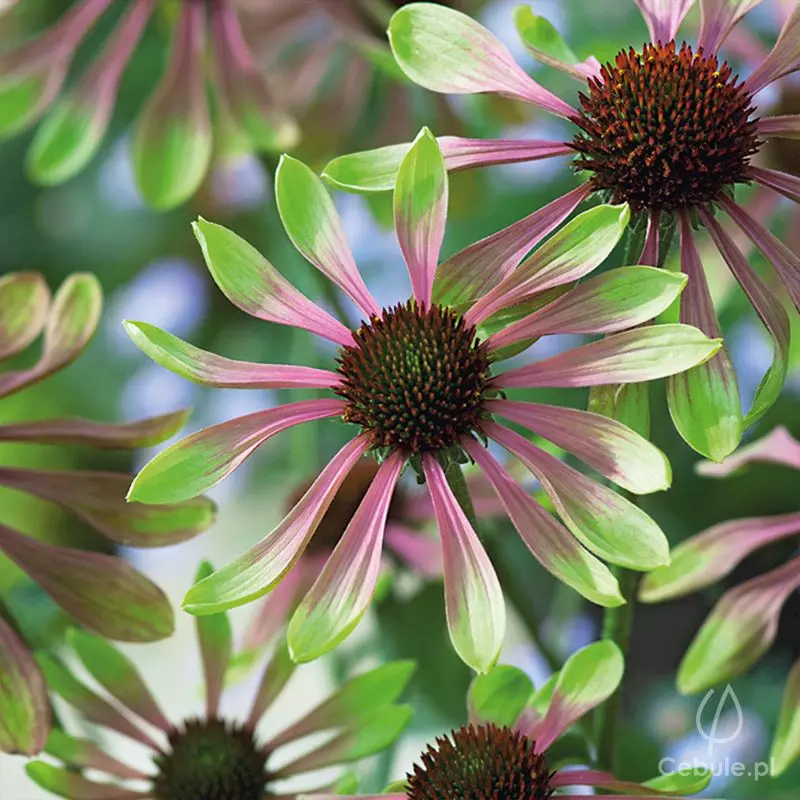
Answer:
xmin=657 ymin=213 xmax=678 ymax=267
xmin=594 ymin=567 xmax=640 ymax=772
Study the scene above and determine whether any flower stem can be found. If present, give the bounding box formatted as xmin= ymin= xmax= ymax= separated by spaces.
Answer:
xmin=595 ymin=566 xmax=640 ymax=771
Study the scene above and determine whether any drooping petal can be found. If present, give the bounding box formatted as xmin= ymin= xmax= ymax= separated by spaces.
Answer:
xmin=127 ymin=398 xmax=345 ymax=504
xmin=69 ymin=629 xmax=170 ymax=731
xmin=45 ymin=729 xmax=148 ymax=781
xmin=667 ymin=214 xmax=742 ymax=462
xmin=247 ymin=638 xmax=297 ymax=729
xmin=394 ymin=128 xmax=448 ymax=307
xmin=745 ymin=6 xmax=800 ymax=93
xmin=465 ymin=204 xmax=631 ymax=327
xmin=0 ymin=272 xmax=50 ymax=361
xmin=0 ymin=525 xmax=173 ymax=642
xmin=634 ymin=0 xmax=696 ymax=42
xmin=757 ymin=115 xmax=800 ymax=139
xmin=288 ymin=453 xmax=404 ymax=663
xmin=488 ymin=266 xmax=687 ymax=349
xmin=132 ymin=1 xmax=210 ymax=209
xmin=27 ymin=0 xmax=154 ymax=184
xmin=433 ymin=184 xmax=591 ymax=309
xmin=275 ymin=156 xmax=379 ymax=317
xmin=495 ymin=325 xmax=721 ymax=389
xmin=25 ymin=761 xmax=147 ymax=800
xmin=323 ymin=136 xmax=573 ymax=193
xmin=0 ymin=273 xmax=101 ymax=399
xmin=485 ymin=399 xmax=671 ymax=494
xmin=0 ymin=409 xmax=189 ymax=449
xmin=721 ymin=196 xmax=800 ymax=312
xmin=468 ymin=665 xmax=534 ymax=728
xmin=748 ymin=165 xmax=800 ymax=204
xmin=640 ymin=512 xmax=800 ymax=603
xmin=124 ymin=321 xmax=341 ymax=389
xmin=463 ymin=439 xmax=624 ymax=607
xmin=182 ymin=436 xmax=370 ymax=615
xmin=526 ymin=640 xmax=624 ymax=750
xmin=35 ymin=654 xmax=159 ymax=750
xmin=696 ymin=425 xmax=800 ymax=476
xmin=698 ymin=0 xmax=766 ymax=53
xmin=422 ymin=456 xmax=505 ymax=673
xmin=192 ymin=217 xmax=353 ymax=346
xmin=700 ymin=207 xmax=790 ymax=426
xmin=551 ymin=768 xmax=712 ymax=795
xmin=486 ymin=422 xmax=670 ymax=570
xmin=678 ymin=557 xmax=800 ymax=694
xmin=0 ymin=617 xmax=49 ymax=755
xmin=388 ymin=3 xmax=576 ymax=118
xmin=771 ymin=659 xmax=800 ymax=777
xmin=0 ymin=468 xmax=215 ymax=547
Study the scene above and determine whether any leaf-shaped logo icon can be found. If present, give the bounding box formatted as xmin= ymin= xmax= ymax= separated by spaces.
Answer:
xmin=696 ymin=684 xmax=744 ymax=755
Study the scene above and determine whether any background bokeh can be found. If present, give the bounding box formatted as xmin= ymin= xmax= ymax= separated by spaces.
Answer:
xmin=0 ymin=1 xmax=798 ymax=798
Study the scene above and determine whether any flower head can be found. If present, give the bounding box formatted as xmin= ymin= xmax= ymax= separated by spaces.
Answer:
xmin=327 ymin=0 xmax=800 ymax=461
xmin=0 ymin=271 xmax=215 ymax=756
xmin=24 ymin=562 xmax=414 ymax=799
xmin=640 ymin=425 xmax=800 ymax=776
xmin=126 ymin=130 xmax=720 ymax=673
xmin=301 ymin=641 xmax=712 ymax=800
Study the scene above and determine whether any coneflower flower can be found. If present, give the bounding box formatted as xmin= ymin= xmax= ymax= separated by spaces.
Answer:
xmin=326 ymin=0 xmax=800 ymax=461
xmin=301 ymin=641 xmax=712 ymax=800
xmin=0 ymin=271 xmax=215 ymax=756
xmin=23 ymin=562 xmax=414 ymax=800
xmin=640 ymin=425 xmax=800 ymax=777
xmin=125 ymin=130 xmax=720 ymax=672
xmin=0 ymin=0 xmax=298 ymax=209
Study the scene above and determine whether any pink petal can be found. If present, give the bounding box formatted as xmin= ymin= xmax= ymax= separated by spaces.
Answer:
xmin=44 ymin=729 xmax=148 ymax=780
xmin=757 ymin=115 xmax=800 ymax=139
xmin=25 ymin=761 xmax=147 ymax=800
xmin=385 ymin=523 xmax=443 ymax=577
xmin=640 ymin=209 xmax=660 ymax=266
xmin=749 ymin=165 xmax=800 ymax=204
xmin=182 ymin=436 xmax=371 ymax=614
xmin=721 ymin=196 xmax=800 ymax=312
xmin=745 ymin=6 xmax=800 ymax=93
xmin=698 ymin=425 xmax=800 ymax=476
xmin=440 ymin=136 xmax=574 ymax=170
xmin=433 ymin=184 xmax=590 ymax=307
xmin=423 ymin=456 xmax=505 ymax=673
xmin=288 ymin=453 xmax=404 ymax=662
xmin=698 ymin=0 xmax=766 ymax=53
xmin=247 ymin=639 xmax=297 ymax=729
xmin=552 ymin=769 xmax=694 ymax=793
xmin=634 ymin=0 xmax=695 ymax=43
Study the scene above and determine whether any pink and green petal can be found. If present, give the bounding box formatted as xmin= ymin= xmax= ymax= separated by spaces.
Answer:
xmin=464 ymin=439 xmax=624 ymax=607
xmin=771 ymin=658 xmax=800 ymax=776
xmin=0 ymin=617 xmax=49 ymax=755
xmin=634 ymin=0 xmax=696 ymax=43
xmin=35 ymin=653 xmax=159 ymax=750
xmin=288 ymin=453 xmax=404 ymax=662
xmin=757 ymin=115 xmax=800 ymax=139
xmin=745 ymin=5 xmax=800 ymax=93
xmin=489 ymin=266 xmax=687 ymax=349
xmin=701 ymin=208 xmax=790 ymax=426
xmin=27 ymin=0 xmax=154 ymax=185
xmin=247 ymin=638 xmax=297 ymax=729
xmin=486 ymin=399 xmax=671 ymax=494
xmin=192 ymin=217 xmax=353 ymax=346
xmin=496 ymin=325 xmax=721 ymax=389
xmin=45 ymin=729 xmax=148 ymax=781
xmin=388 ymin=3 xmax=576 ymax=117
xmin=394 ymin=128 xmax=448 ymax=307
xmin=465 ymin=204 xmax=631 ymax=327
xmin=69 ymin=629 xmax=170 ymax=731
xmin=423 ymin=455 xmax=505 ymax=673
xmin=667 ymin=214 xmax=742 ymax=462
xmin=0 ymin=524 xmax=173 ymax=642
xmin=182 ymin=436 xmax=371 ymax=615
xmin=124 ymin=321 xmax=340 ymax=390
xmin=588 ymin=382 xmax=651 ymax=440
xmin=698 ymin=0 xmax=766 ymax=53
xmin=0 ymin=273 xmax=101 ymax=400
xmin=0 ymin=272 xmax=50 ymax=361
xmin=641 ymin=512 xmax=800 ymax=603
xmin=486 ymin=423 xmax=670 ymax=570
xmin=275 ymin=156 xmax=379 ymax=316
xmin=552 ymin=767 xmax=712 ymax=795
xmin=468 ymin=665 xmax=534 ymax=728
xmin=696 ymin=426 xmax=800 ymax=477
xmin=678 ymin=557 xmax=800 ymax=694
xmin=128 ymin=398 xmax=345 ymax=504
xmin=0 ymin=467 xmax=215 ymax=546
xmin=433 ymin=184 xmax=591 ymax=309
xmin=132 ymin=1 xmax=210 ymax=209
xmin=25 ymin=761 xmax=146 ymax=800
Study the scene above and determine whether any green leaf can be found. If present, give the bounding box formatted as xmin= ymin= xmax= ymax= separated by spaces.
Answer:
xmin=468 ymin=665 xmax=533 ymax=727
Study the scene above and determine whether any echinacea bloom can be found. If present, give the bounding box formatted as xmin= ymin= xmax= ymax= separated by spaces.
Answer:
xmin=301 ymin=641 xmax=713 ymax=800
xmin=640 ymin=425 xmax=800 ymax=777
xmin=0 ymin=272 xmax=215 ymax=756
xmin=125 ymin=129 xmax=721 ymax=672
xmin=24 ymin=562 xmax=414 ymax=800
xmin=0 ymin=0 xmax=298 ymax=209
xmin=326 ymin=0 xmax=800 ymax=461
